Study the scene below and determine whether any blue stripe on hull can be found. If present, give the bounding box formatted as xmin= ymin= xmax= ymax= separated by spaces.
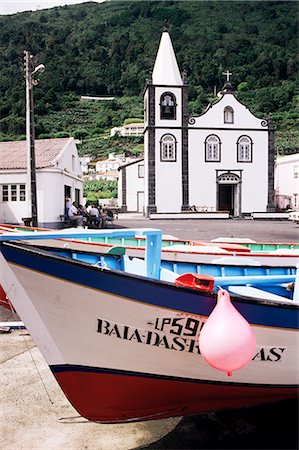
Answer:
xmin=1 ymin=244 xmax=298 ymax=329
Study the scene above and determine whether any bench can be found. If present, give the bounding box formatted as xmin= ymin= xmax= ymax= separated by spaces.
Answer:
xmin=59 ymin=214 xmax=78 ymax=228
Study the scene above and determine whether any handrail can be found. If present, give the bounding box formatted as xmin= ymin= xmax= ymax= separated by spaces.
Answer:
xmin=0 ymin=228 xmax=162 ymax=280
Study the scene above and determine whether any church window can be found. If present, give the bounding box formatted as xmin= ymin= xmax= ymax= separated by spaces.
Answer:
xmin=205 ymin=135 xmax=221 ymax=162
xmin=160 ymin=92 xmax=176 ymax=120
xmin=160 ymin=134 xmax=176 ymax=161
xmin=237 ymin=136 xmax=252 ymax=162
xmin=224 ymin=106 xmax=234 ymax=123
xmin=138 ymin=165 xmax=144 ymax=178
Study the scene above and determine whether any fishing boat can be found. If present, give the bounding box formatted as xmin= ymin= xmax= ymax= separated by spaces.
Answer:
xmin=0 ymin=228 xmax=298 ymax=423
xmin=1 ymin=223 xmax=298 ymax=267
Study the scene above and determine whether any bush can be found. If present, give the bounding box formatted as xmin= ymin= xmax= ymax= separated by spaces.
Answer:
xmin=123 ymin=117 xmax=143 ymax=125
xmin=73 ymin=129 xmax=90 ymax=139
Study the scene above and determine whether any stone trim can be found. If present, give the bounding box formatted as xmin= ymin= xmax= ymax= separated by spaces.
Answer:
xmin=120 ymin=167 xmax=127 ymax=212
xmin=145 ymin=126 xmax=269 ymax=132
xmin=147 ymin=85 xmax=157 ymax=215
xmin=267 ymin=118 xmax=276 ymax=211
xmin=181 ymin=83 xmax=189 ymax=211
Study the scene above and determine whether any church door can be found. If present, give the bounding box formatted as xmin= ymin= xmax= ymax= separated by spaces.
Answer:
xmin=218 ymin=184 xmax=234 ymax=215
xmin=217 ymin=172 xmax=240 ymax=217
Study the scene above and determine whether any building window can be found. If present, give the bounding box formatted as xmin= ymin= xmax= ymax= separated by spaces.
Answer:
xmin=2 ymin=185 xmax=8 ymax=201
xmin=11 ymin=185 xmax=17 ymax=201
xmin=20 ymin=184 xmax=26 ymax=201
xmin=160 ymin=134 xmax=177 ymax=161
xmin=205 ymin=135 xmax=221 ymax=162
xmin=1 ymin=184 xmax=26 ymax=202
xmin=138 ymin=165 xmax=144 ymax=178
xmin=237 ymin=135 xmax=252 ymax=162
xmin=224 ymin=106 xmax=234 ymax=124
xmin=160 ymin=92 xmax=176 ymax=120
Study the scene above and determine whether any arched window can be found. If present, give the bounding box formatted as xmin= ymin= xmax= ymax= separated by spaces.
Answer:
xmin=160 ymin=134 xmax=176 ymax=161
xmin=160 ymin=92 xmax=176 ymax=120
xmin=237 ymin=135 xmax=253 ymax=162
xmin=205 ymin=135 xmax=221 ymax=162
xmin=224 ymin=106 xmax=234 ymax=124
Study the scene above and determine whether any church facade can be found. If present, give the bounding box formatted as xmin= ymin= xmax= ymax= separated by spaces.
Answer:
xmin=119 ymin=31 xmax=275 ymax=217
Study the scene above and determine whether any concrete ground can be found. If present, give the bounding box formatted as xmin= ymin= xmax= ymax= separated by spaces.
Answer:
xmin=114 ymin=215 xmax=299 ymax=243
xmin=1 ymin=217 xmax=298 ymax=450
xmin=0 ymin=330 xmax=181 ymax=450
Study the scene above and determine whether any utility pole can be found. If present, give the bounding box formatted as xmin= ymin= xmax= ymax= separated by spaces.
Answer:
xmin=24 ymin=50 xmax=45 ymax=227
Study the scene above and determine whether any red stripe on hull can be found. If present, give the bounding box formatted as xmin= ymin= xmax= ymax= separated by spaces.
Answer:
xmin=0 ymin=285 xmax=15 ymax=311
xmin=54 ymin=370 xmax=298 ymax=423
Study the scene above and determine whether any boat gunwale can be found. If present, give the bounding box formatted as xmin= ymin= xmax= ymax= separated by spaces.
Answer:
xmin=1 ymin=241 xmax=298 ymax=312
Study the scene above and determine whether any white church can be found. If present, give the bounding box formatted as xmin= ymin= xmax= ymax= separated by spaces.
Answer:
xmin=118 ymin=30 xmax=275 ymax=218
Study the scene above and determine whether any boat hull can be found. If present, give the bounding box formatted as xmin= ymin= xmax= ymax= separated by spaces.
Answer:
xmin=53 ymin=367 xmax=297 ymax=422
xmin=0 ymin=243 xmax=298 ymax=422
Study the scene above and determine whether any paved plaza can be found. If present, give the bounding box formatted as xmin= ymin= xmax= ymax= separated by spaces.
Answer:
xmin=115 ymin=215 xmax=299 ymax=243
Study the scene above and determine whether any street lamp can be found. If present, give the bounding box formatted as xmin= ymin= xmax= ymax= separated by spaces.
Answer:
xmin=24 ymin=50 xmax=45 ymax=227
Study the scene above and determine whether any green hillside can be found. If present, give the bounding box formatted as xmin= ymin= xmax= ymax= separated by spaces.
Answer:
xmin=0 ymin=0 xmax=298 ymax=155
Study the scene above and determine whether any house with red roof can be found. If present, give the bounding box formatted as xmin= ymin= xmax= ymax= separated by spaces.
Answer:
xmin=0 ymin=137 xmax=83 ymax=227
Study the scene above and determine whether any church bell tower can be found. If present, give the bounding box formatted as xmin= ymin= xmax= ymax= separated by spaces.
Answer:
xmin=143 ymin=31 xmax=189 ymax=216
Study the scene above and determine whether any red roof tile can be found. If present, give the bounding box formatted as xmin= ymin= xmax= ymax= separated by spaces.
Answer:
xmin=0 ymin=138 xmax=71 ymax=170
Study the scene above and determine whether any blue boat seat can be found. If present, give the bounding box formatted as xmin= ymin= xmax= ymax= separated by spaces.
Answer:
xmin=228 ymin=285 xmax=294 ymax=303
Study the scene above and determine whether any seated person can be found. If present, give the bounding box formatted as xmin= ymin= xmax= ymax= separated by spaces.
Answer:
xmin=106 ymin=209 xmax=114 ymax=222
xmin=68 ymin=202 xmax=84 ymax=227
xmin=88 ymin=205 xmax=102 ymax=227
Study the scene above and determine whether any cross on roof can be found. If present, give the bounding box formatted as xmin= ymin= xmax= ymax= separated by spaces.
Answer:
xmin=222 ymin=70 xmax=232 ymax=82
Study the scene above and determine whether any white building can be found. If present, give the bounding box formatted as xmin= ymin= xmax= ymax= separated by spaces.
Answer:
xmin=0 ymin=137 xmax=83 ymax=227
xmin=84 ymin=153 xmax=141 ymax=182
xmin=95 ymin=153 xmax=125 ymax=174
xmin=111 ymin=122 xmax=144 ymax=137
xmin=79 ymin=154 xmax=93 ymax=174
xmin=118 ymin=159 xmax=144 ymax=212
xmin=275 ymin=153 xmax=299 ymax=210
xmin=118 ymin=31 xmax=276 ymax=217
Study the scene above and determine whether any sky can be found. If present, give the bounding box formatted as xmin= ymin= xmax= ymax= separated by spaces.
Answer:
xmin=0 ymin=0 xmax=105 ymax=15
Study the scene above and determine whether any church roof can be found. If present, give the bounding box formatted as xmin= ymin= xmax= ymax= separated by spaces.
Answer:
xmin=0 ymin=138 xmax=71 ymax=170
xmin=152 ymin=31 xmax=183 ymax=86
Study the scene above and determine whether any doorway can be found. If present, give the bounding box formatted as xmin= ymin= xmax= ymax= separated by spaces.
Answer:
xmin=137 ymin=191 xmax=144 ymax=213
xmin=64 ymin=185 xmax=71 ymax=214
xmin=217 ymin=172 xmax=241 ymax=217
xmin=218 ymin=184 xmax=234 ymax=215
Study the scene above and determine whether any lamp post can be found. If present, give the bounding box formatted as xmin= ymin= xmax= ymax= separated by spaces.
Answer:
xmin=24 ymin=50 xmax=45 ymax=227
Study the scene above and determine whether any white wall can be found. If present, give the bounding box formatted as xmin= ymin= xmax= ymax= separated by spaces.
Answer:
xmin=155 ymin=128 xmax=182 ymax=212
xmin=188 ymin=129 xmax=268 ymax=212
xmin=275 ymin=154 xmax=299 ymax=210
xmin=55 ymin=139 xmax=82 ymax=176
xmin=188 ymin=94 xmax=269 ymax=213
xmin=38 ymin=169 xmax=83 ymax=224
xmin=0 ymin=138 xmax=83 ymax=226
xmin=126 ymin=163 xmax=144 ymax=212
xmin=154 ymin=87 xmax=183 ymax=212
xmin=0 ymin=171 xmax=28 ymax=223
xmin=191 ymin=94 xmax=264 ymax=129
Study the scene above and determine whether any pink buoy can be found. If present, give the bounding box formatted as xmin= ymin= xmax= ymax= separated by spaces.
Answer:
xmin=199 ymin=289 xmax=256 ymax=376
